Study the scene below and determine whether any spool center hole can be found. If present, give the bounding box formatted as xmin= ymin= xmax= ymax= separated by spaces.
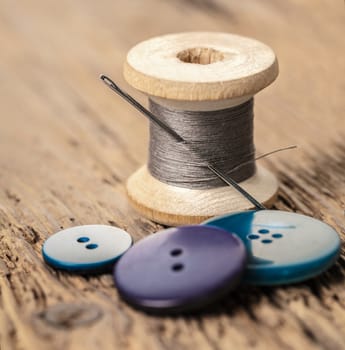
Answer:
xmin=177 ymin=47 xmax=225 ymax=65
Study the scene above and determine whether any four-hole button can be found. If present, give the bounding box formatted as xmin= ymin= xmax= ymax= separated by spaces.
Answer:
xmin=247 ymin=229 xmax=284 ymax=244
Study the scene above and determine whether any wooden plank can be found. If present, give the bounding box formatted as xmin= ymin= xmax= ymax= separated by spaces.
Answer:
xmin=0 ymin=0 xmax=344 ymax=349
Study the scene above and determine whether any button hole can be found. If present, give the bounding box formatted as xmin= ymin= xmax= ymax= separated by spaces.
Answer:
xmin=86 ymin=243 xmax=98 ymax=249
xmin=170 ymin=248 xmax=183 ymax=257
xmin=261 ymin=239 xmax=273 ymax=244
xmin=247 ymin=234 xmax=260 ymax=240
xmin=171 ymin=263 xmax=184 ymax=272
xmin=77 ymin=237 xmax=90 ymax=243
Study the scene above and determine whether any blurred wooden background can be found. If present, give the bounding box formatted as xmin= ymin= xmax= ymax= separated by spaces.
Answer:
xmin=0 ymin=0 xmax=344 ymax=349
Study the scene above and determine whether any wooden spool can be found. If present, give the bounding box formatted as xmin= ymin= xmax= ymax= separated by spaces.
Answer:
xmin=124 ymin=32 xmax=279 ymax=226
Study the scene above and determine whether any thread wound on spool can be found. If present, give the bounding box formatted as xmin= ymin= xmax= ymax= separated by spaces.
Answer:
xmin=148 ymin=98 xmax=256 ymax=189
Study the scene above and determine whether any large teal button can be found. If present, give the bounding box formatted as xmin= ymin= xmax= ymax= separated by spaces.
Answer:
xmin=204 ymin=210 xmax=340 ymax=285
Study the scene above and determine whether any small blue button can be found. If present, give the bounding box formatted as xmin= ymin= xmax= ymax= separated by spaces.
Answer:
xmin=42 ymin=225 xmax=132 ymax=273
xmin=204 ymin=210 xmax=340 ymax=285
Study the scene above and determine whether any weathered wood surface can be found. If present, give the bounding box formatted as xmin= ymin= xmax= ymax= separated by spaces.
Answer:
xmin=0 ymin=0 xmax=344 ymax=349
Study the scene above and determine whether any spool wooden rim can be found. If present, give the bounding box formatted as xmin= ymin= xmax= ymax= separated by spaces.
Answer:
xmin=124 ymin=32 xmax=278 ymax=101
xmin=127 ymin=166 xmax=278 ymax=226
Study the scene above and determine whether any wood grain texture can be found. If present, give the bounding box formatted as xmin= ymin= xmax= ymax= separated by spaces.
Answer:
xmin=0 ymin=0 xmax=344 ymax=349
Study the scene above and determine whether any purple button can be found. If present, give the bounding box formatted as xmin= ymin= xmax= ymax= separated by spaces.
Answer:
xmin=114 ymin=225 xmax=246 ymax=313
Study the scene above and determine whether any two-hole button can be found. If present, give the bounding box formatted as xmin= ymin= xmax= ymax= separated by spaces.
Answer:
xmin=114 ymin=225 xmax=246 ymax=313
xmin=42 ymin=225 xmax=132 ymax=273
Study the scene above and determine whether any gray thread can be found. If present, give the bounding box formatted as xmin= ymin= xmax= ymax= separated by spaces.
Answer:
xmin=148 ymin=98 xmax=256 ymax=189
xmin=100 ymin=75 xmax=266 ymax=209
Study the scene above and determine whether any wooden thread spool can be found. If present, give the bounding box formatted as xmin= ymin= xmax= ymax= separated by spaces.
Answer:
xmin=124 ymin=32 xmax=279 ymax=226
